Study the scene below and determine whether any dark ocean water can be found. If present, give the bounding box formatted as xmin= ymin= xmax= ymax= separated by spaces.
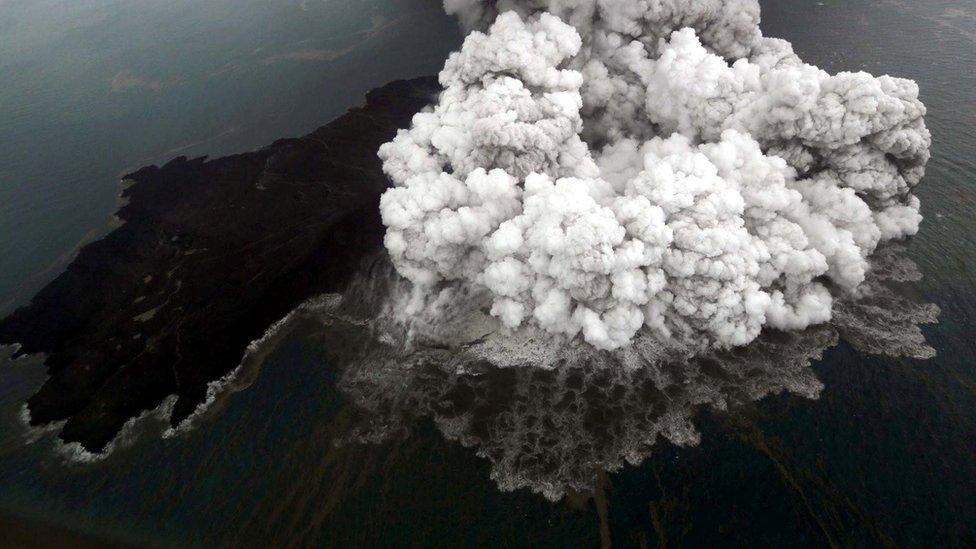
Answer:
xmin=0 ymin=0 xmax=461 ymax=316
xmin=1 ymin=0 xmax=974 ymax=546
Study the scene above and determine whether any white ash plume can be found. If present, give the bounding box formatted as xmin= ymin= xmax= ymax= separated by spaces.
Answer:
xmin=378 ymin=2 xmax=929 ymax=351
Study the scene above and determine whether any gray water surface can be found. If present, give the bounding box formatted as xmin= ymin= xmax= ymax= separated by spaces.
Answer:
xmin=0 ymin=0 xmax=461 ymax=315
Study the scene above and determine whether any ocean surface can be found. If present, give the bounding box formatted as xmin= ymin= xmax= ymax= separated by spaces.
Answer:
xmin=0 ymin=0 xmax=462 ymax=316
xmin=1 ymin=0 xmax=974 ymax=546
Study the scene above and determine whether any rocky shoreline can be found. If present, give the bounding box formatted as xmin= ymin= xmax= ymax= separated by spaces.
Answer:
xmin=0 ymin=77 xmax=440 ymax=452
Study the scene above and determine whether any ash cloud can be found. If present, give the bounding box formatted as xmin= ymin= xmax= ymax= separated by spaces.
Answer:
xmin=321 ymin=246 xmax=937 ymax=501
xmin=378 ymin=1 xmax=929 ymax=351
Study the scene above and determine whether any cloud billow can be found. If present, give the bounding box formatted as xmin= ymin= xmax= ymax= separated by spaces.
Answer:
xmin=378 ymin=1 xmax=930 ymax=351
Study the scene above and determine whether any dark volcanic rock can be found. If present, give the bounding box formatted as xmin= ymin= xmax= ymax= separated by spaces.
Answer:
xmin=0 ymin=76 xmax=440 ymax=452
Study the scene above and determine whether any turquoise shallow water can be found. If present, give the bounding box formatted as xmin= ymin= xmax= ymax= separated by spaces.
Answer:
xmin=0 ymin=0 xmax=975 ymax=546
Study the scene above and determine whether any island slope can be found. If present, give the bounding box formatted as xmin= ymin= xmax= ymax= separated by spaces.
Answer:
xmin=0 ymin=77 xmax=440 ymax=452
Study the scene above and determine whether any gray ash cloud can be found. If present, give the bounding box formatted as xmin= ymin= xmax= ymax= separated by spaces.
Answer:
xmin=317 ymin=246 xmax=937 ymax=501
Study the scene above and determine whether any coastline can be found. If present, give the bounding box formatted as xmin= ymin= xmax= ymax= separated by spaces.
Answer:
xmin=0 ymin=76 xmax=441 ymax=453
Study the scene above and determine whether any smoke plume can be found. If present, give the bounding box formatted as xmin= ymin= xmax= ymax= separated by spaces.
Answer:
xmin=318 ymin=246 xmax=937 ymax=500
xmin=378 ymin=1 xmax=929 ymax=351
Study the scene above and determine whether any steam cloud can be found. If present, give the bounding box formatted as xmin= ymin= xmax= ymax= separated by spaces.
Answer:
xmin=378 ymin=1 xmax=929 ymax=351
xmin=323 ymin=246 xmax=938 ymax=500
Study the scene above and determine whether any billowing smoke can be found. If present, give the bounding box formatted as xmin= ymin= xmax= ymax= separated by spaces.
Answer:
xmin=320 ymin=246 xmax=937 ymax=501
xmin=378 ymin=1 xmax=929 ymax=351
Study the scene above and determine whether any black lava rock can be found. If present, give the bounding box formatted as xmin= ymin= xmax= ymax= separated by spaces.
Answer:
xmin=0 ymin=76 xmax=441 ymax=452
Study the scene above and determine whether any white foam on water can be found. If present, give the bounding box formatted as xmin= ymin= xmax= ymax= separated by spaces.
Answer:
xmin=54 ymin=395 xmax=177 ymax=464
xmin=162 ymin=294 xmax=342 ymax=438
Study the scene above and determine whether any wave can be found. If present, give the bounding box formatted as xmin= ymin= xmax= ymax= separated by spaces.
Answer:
xmin=55 ymin=395 xmax=177 ymax=464
xmin=162 ymin=294 xmax=342 ymax=438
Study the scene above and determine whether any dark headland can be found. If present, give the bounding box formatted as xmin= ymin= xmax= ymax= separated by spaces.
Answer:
xmin=0 ymin=76 xmax=441 ymax=453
